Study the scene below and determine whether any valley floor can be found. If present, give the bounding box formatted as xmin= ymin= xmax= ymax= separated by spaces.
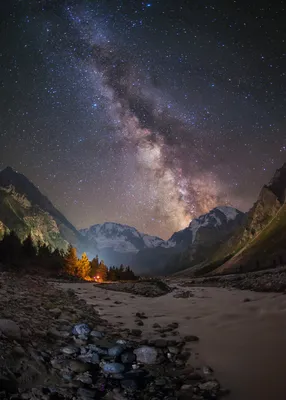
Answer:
xmin=59 ymin=281 xmax=286 ymax=400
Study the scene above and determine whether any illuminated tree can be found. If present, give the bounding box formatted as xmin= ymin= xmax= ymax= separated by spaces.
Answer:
xmin=90 ymin=255 xmax=99 ymax=277
xmin=78 ymin=252 xmax=91 ymax=279
xmin=64 ymin=245 xmax=78 ymax=276
xmin=97 ymin=260 xmax=108 ymax=281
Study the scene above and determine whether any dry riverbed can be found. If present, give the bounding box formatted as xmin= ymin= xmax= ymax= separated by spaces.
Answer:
xmin=58 ymin=281 xmax=286 ymax=400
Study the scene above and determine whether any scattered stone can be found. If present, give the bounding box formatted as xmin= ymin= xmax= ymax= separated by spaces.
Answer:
xmin=184 ymin=335 xmax=199 ymax=342
xmin=61 ymin=345 xmax=79 ymax=355
xmin=173 ymin=291 xmax=194 ymax=298
xmin=131 ymin=329 xmax=142 ymax=337
xmin=90 ymin=330 xmax=104 ymax=338
xmin=68 ymin=360 xmax=90 ymax=373
xmin=108 ymin=345 xmax=125 ymax=357
xmin=72 ymin=323 xmax=91 ymax=336
xmin=199 ymin=380 xmax=220 ymax=391
xmin=75 ymin=372 xmax=93 ymax=385
xmin=134 ymin=346 xmax=158 ymax=364
xmin=101 ymin=362 xmax=125 ymax=374
xmin=0 ymin=319 xmax=21 ymax=340
xmin=0 ymin=273 xmax=226 ymax=400
xmin=135 ymin=312 xmax=148 ymax=319
xmin=121 ymin=351 xmax=136 ymax=364
xmin=77 ymin=387 xmax=97 ymax=399
xmin=97 ymin=280 xmax=172 ymax=297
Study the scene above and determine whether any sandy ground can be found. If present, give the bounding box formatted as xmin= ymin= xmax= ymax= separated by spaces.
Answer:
xmin=57 ymin=282 xmax=286 ymax=400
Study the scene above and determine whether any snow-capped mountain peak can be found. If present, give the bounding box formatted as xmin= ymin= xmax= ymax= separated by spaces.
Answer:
xmin=80 ymin=222 xmax=168 ymax=254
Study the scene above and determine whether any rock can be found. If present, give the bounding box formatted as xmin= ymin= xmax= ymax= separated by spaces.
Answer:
xmin=134 ymin=346 xmax=158 ymax=364
xmin=48 ymin=328 xmax=69 ymax=339
xmin=78 ymin=351 xmax=100 ymax=364
xmin=75 ymin=372 xmax=93 ymax=385
xmin=184 ymin=335 xmax=199 ymax=342
xmin=87 ymin=344 xmax=108 ymax=355
xmin=12 ymin=345 xmax=25 ymax=357
xmin=130 ymin=329 xmax=142 ymax=337
xmin=135 ymin=312 xmax=147 ymax=319
xmin=90 ymin=330 xmax=104 ymax=338
xmin=121 ymin=379 xmax=138 ymax=391
xmin=173 ymin=291 xmax=194 ymax=298
xmin=102 ymin=362 xmax=125 ymax=374
xmin=168 ymin=322 xmax=179 ymax=329
xmin=108 ymin=345 xmax=124 ymax=357
xmin=198 ymin=380 xmax=220 ymax=391
xmin=243 ymin=297 xmax=251 ymax=302
xmin=135 ymin=320 xmax=144 ymax=326
xmin=117 ymin=339 xmax=128 ymax=346
xmin=152 ymin=323 xmax=161 ymax=329
xmin=77 ymin=388 xmax=97 ymax=399
xmin=68 ymin=360 xmax=90 ymax=373
xmin=72 ymin=323 xmax=91 ymax=336
xmin=121 ymin=351 xmax=136 ymax=364
xmin=49 ymin=307 xmax=62 ymax=318
xmin=202 ymin=365 xmax=213 ymax=375
xmin=51 ymin=359 xmax=65 ymax=370
xmin=167 ymin=346 xmax=179 ymax=355
xmin=0 ymin=319 xmax=21 ymax=340
xmin=61 ymin=346 xmax=79 ymax=355
xmin=153 ymin=339 xmax=168 ymax=348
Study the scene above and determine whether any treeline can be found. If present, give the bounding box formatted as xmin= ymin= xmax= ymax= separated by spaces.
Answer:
xmin=64 ymin=246 xmax=137 ymax=281
xmin=0 ymin=231 xmax=137 ymax=281
xmin=0 ymin=231 xmax=64 ymax=274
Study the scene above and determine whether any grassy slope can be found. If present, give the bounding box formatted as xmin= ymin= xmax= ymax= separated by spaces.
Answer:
xmin=0 ymin=190 xmax=67 ymax=249
xmin=214 ymin=203 xmax=286 ymax=273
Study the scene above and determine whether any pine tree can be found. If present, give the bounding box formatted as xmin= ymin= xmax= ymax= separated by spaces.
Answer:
xmin=90 ymin=255 xmax=99 ymax=277
xmin=108 ymin=266 xmax=117 ymax=281
xmin=22 ymin=234 xmax=36 ymax=259
xmin=77 ymin=253 xmax=91 ymax=279
xmin=97 ymin=260 xmax=108 ymax=281
xmin=0 ymin=231 xmax=22 ymax=265
xmin=64 ymin=245 xmax=78 ymax=276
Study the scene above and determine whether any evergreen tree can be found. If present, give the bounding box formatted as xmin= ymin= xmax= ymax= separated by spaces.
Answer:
xmin=97 ymin=260 xmax=108 ymax=281
xmin=90 ymin=255 xmax=99 ymax=277
xmin=77 ymin=253 xmax=91 ymax=279
xmin=107 ymin=266 xmax=117 ymax=281
xmin=22 ymin=234 xmax=37 ymax=259
xmin=0 ymin=231 xmax=22 ymax=265
xmin=64 ymin=245 xmax=78 ymax=276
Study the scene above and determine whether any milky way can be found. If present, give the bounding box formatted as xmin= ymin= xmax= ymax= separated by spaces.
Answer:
xmin=0 ymin=1 xmax=286 ymax=238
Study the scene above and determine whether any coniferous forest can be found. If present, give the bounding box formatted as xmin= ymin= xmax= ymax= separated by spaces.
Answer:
xmin=0 ymin=231 xmax=137 ymax=281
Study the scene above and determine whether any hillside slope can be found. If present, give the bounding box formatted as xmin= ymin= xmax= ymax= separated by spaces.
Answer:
xmin=214 ymin=202 xmax=286 ymax=274
xmin=0 ymin=186 xmax=68 ymax=250
xmin=0 ymin=167 xmax=96 ymax=255
xmin=188 ymin=162 xmax=286 ymax=276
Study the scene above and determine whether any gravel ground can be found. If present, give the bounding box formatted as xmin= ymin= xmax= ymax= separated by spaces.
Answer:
xmin=0 ymin=273 xmax=227 ymax=400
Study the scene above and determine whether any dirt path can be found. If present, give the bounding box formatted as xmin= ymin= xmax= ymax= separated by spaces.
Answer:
xmin=58 ymin=282 xmax=286 ymax=400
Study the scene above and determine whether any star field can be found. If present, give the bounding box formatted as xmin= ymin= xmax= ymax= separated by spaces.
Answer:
xmin=0 ymin=0 xmax=285 ymax=239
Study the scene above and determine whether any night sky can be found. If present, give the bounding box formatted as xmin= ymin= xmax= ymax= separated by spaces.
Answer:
xmin=0 ymin=0 xmax=285 ymax=239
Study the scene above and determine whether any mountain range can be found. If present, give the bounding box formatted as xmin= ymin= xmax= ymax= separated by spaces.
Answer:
xmin=0 ymin=163 xmax=285 ymax=277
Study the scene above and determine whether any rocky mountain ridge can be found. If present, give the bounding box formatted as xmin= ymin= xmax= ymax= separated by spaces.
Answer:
xmin=0 ymin=167 xmax=95 ymax=254
xmin=178 ymin=162 xmax=286 ymax=277
xmin=133 ymin=206 xmax=245 ymax=274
